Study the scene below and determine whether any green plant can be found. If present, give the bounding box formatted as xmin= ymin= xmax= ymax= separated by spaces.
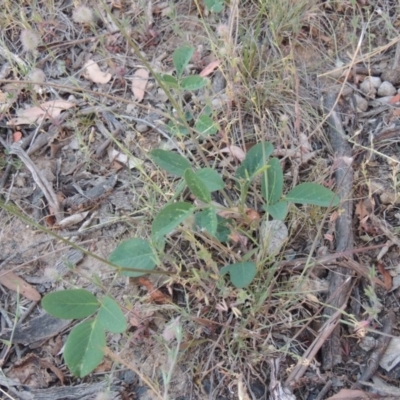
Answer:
xmin=41 ymin=140 xmax=339 ymax=378
xmin=158 ymin=46 xmax=219 ymax=137
xmin=42 ymin=289 xmax=127 ymax=377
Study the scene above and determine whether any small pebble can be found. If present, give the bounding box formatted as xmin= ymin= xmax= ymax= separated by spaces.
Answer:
xmin=381 ymin=68 xmax=400 ymax=85
xmin=374 ymin=95 xmax=395 ymax=105
xmin=362 ymin=76 xmax=381 ymax=89
xmin=360 ymin=79 xmax=377 ymax=97
xmin=378 ymin=81 xmax=396 ymax=97
xmin=354 ymin=93 xmax=368 ymax=112
xmin=135 ymin=123 xmax=150 ymax=133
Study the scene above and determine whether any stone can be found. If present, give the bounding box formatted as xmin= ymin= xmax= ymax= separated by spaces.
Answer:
xmin=378 ymin=81 xmax=396 ymax=97
xmin=381 ymin=68 xmax=400 ymax=85
xmin=354 ymin=93 xmax=368 ymax=112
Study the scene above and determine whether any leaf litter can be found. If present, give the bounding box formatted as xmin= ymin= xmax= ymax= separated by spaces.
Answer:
xmin=0 ymin=0 xmax=400 ymax=398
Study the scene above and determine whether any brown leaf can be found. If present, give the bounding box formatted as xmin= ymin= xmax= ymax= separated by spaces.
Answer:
xmin=326 ymin=388 xmax=376 ymax=399
xmin=199 ymin=60 xmax=221 ymax=77
xmin=131 ymin=68 xmax=149 ymax=101
xmin=137 ymin=277 xmax=172 ymax=304
xmin=7 ymin=100 xmax=75 ymax=126
xmin=13 ymin=131 xmax=22 ymax=142
xmin=83 ymin=60 xmax=112 ymax=84
xmin=0 ymin=271 xmax=41 ymax=301
xmin=219 ymin=145 xmax=246 ymax=161
xmin=377 ymin=261 xmax=392 ymax=291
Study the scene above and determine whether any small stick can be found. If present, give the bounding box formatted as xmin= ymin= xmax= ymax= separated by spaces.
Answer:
xmin=352 ymin=311 xmax=395 ymax=389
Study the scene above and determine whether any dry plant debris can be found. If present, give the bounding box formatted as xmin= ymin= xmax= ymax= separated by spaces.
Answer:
xmin=1 ymin=0 xmax=400 ymax=399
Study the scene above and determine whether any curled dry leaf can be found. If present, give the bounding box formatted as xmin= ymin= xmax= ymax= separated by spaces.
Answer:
xmin=259 ymin=219 xmax=288 ymax=256
xmin=57 ymin=211 xmax=89 ymax=229
xmin=162 ymin=316 xmax=181 ymax=342
xmin=131 ymin=68 xmax=149 ymax=102
xmin=7 ymin=100 xmax=75 ymax=126
xmin=218 ymin=146 xmax=246 ymax=161
xmin=83 ymin=60 xmax=112 ymax=84
xmin=0 ymin=271 xmax=41 ymax=301
xmin=107 ymin=147 xmax=143 ymax=169
xmin=199 ymin=60 xmax=221 ymax=77
xmin=137 ymin=277 xmax=172 ymax=304
xmin=326 ymin=389 xmax=373 ymax=399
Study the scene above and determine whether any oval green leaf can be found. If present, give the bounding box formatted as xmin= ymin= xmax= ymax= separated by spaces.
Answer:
xmin=195 ymin=168 xmax=224 ymax=192
xmin=261 ymin=158 xmax=284 ymax=204
xmin=64 ymin=319 xmax=106 ymax=378
xmin=97 ymin=296 xmax=127 ymax=333
xmin=220 ymin=262 xmax=257 ymax=289
xmin=195 ymin=207 xmax=217 ymax=236
xmin=195 ymin=115 xmax=218 ymax=136
xmin=184 ymin=169 xmax=211 ymax=203
xmin=109 ymin=238 xmax=157 ymax=277
xmin=285 ymin=183 xmax=340 ymax=207
xmin=42 ymin=289 xmax=99 ymax=319
xmin=180 ymin=76 xmax=208 ymax=91
xmin=263 ymin=201 xmax=288 ymax=221
xmin=173 ymin=46 xmax=194 ymax=77
xmin=236 ymin=142 xmax=274 ymax=181
xmin=150 ymin=149 xmax=191 ymax=177
xmin=152 ymin=202 xmax=195 ymax=240
xmin=157 ymin=73 xmax=179 ymax=89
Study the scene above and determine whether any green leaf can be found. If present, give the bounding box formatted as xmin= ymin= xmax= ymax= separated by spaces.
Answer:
xmin=261 ymin=158 xmax=283 ymax=204
xmin=220 ymin=262 xmax=257 ymax=288
xmin=97 ymin=296 xmax=127 ymax=333
xmin=195 ymin=168 xmax=224 ymax=192
xmin=285 ymin=183 xmax=340 ymax=207
xmin=150 ymin=149 xmax=192 ymax=177
xmin=152 ymin=202 xmax=195 ymax=240
xmin=166 ymin=120 xmax=189 ymax=136
xmin=184 ymin=169 xmax=211 ymax=203
xmin=236 ymin=142 xmax=274 ymax=181
xmin=157 ymin=73 xmax=179 ymax=89
xmin=195 ymin=115 xmax=218 ymax=136
xmin=263 ymin=201 xmax=288 ymax=220
xmin=204 ymin=0 xmax=224 ymax=12
xmin=64 ymin=319 xmax=106 ymax=378
xmin=173 ymin=46 xmax=194 ymax=77
xmin=215 ymin=216 xmax=231 ymax=242
xmin=195 ymin=207 xmax=217 ymax=235
xmin=180 ymin=76 xmax=208 ymax=91
xmin=42 ymin=289 xmax=99 ymax=319
xmin=109 ymin=238 xmax=157 ymax=277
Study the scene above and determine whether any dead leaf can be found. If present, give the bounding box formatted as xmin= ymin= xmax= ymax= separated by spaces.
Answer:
xmin=7 ymin=100 xmax=75 ymax=126
xmin=199 ymin=60 xmax=221 ymax=77
xmin=0 ymin=271 xmax=40 ymax=301
xmin=219 ymin=145 xmax=246 ymax=161
xmin=162 ymin=316 xmax=181 ymax=342
xmin=389 ymin=93 xmax=400 ymax=104
xmin=83 ymin=60 xmax=112 ymax=84
xmin=7 ymin=354 xmax=52 ymax=389
xmin=57 ymin=211 xmax=89 ymax=229
xmin=13 ymin=131 xmax=22 ymax=142
xmin=259 ymin=219 xmax=288 ymax=256
xmin=137 ymin=277 xmax=172 ymax=304
xmin=326 ymin=388 xmax=375 ymax=399
xmin=131 ymin=68 xmax=149 ymax=101
xmin=107 ymin=147 xmax=143 ymax=169
xmin=377 ymin=261 xmax=392 ymax=291
xmin=128 ymin=303 xmax=155 ymax=327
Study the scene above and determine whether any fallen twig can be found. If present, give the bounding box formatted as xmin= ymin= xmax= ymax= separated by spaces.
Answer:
xmin=352 ymin=311 xmax=395 ymax=389
xmin=321 ymin=93 xmax=355 ymax=369
xmin=0 ymin=140 xmax=62 ymax=221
